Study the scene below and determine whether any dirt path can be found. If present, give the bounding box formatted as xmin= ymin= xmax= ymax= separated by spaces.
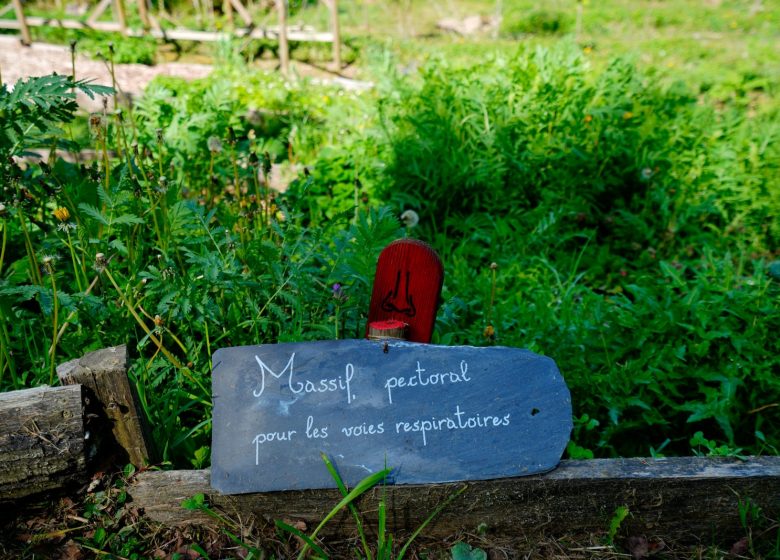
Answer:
xmin=0 ymin=34 xmax=213 ymax=110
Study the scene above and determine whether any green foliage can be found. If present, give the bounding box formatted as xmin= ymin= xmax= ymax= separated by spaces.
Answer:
xmin=451 ymin=542 xmax=487 ymax=560
xmin=501 ymin=8 xmax=572 ymax=37
xmin=607 ymin=505 xmax=630 ymax=545
xmin=273 ymin=453 xmax=466 ymax=559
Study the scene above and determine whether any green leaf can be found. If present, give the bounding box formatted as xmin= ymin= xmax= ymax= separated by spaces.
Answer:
xmin=78 ymin=203 xmax=109 ymax=226
xmin=451 ymin=542 xmax=488 ymax=560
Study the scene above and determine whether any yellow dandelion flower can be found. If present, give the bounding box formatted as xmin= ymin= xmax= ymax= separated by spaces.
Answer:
xmin=623 ymin=111 xmax=634 ymax=120
xmin=53 ymin=207 xmax=71 ymax=222
xmin=584 ymin=114 xmax=593 ymax=124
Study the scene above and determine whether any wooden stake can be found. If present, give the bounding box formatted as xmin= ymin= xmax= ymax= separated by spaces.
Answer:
xmin=276 ymin=0 xmax=289 ymax=76
xmin=137 ymin=0 xmax=150 ymax=28
xmin=10 ymin=0 xmax=31 ymax=45
xmin=57 ymin=345 xmax=154 ymax=468
xmin=114 ymin=0 xmax=127 ymax=33
xmin=222 ymin=0 xmax=233 ymax=27
xmin=328 ymin=0 xmax=341 ymax=71
xmin=229 ymin=0 xmax=251 ymax=26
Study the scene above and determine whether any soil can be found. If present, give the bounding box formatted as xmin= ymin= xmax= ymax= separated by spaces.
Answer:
xmin=0 ymin=34 xmax=213 ymax=111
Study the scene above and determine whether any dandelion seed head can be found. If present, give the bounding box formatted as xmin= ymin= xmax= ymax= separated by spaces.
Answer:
xmin=400 ymin=209 xmax=419 ymax=228
xmin=207 ymin=136 xmax=223 ymax=154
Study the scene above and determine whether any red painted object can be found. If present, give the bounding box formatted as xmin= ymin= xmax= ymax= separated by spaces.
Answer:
xmin=366 ymin=239 xmax=444 ymax=343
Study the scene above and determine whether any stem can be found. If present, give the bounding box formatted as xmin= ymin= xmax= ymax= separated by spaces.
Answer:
xmin=64 ymin=229 xmax=85 ymax=293
xmin=0 ymin=217 xmax=7 ymax=277
xmin=48 ymin=272 xmax=59 ymax=385
xmin=18 ymin=208 xmax=42 ymax=285
xmin=49 ymin=273 xmax=100 ymax=356
xmin=0 ymin=305 xmax=17 ymax=388
xmin=102 ymin=266 xmax=184 ymax=370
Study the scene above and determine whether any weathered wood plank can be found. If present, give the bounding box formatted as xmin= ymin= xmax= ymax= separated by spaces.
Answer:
xmin=57 ymin=345 xmax=154 ymax=467
xmin=0 ymin=385 xmax=88 ymax=501
xmin=129 ymin=457 xmax=780 ymax=543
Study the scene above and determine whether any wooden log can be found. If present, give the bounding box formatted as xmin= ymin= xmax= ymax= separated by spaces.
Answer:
xmin=129 ymin=457 xmax=780 ymax=543
xmin=0 ymin=385 xmax=88 ymax=501
xmin=57 ymin=345 xmax=154 ymax=468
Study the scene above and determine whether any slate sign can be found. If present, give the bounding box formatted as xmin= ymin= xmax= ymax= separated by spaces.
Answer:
xmin=211 ymin=339 xmax=572 ymax=494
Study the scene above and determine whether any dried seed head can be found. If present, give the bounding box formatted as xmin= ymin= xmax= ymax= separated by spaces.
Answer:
xmin=156 ymin=128 xmax=163 ymax=143
xmin=69 ymin=39 xmax=77 ymax=52
xmin=154 ymin=315 xmax=163 ymax=327
xmin=489 ymin=262 xmax=498 ymax=270
xmin=207 ymin=136 xmax=223 ymax=154
xmin=0 ymin=203 xmax=7 ymax=216
xmin=94 ymin=252 xmax=107 ymax=270
xmin=41 ymin=255 xmax=55 ymax=274
xmin=89 ymin=113 xmax=104 ymax=130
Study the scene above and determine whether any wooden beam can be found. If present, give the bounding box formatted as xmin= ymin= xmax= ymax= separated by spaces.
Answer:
xmin=0 ymin=385 xmax=88 ymax=502
xmin=57 ymin=345 xmax=154 ymax=468
xmin=276 ymin=0 xmax=289 ymax=76
xmin=137 ymin=0 xmax=150 ymax=28
xmin=229 ymin=0 xmax=252 ymax=27
xmin=129 ymin=457 xmax=780 ymax=544
xmin=327 ymin=0 xmax=340 ymax=71
xmin=114 ymin=0 xmax=127 ymax=34
xmin=86 ymin=0 xmax=112 ymax=25
xmin=10 ymin=0 xmax=30 ymax=44
xmin=0 ymin=17 xmax=334 ymax=42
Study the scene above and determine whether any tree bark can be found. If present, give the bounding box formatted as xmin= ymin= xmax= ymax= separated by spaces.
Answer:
xmin=128 ymin=456 xmax=780 ymax=543
xmin=0 ymin=385 xmax=88 ymax=502
xmin=57 ymin=345 xmax=154 ymax=468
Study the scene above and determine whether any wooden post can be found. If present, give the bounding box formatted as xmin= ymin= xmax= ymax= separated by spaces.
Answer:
xmin=276 ymin=0 xmax=289 ymax=76
xmin=114 ymin=0 xmax=128 ymax=34
xmin=327 ymin=0 xmax=341 ymax=71
xmin=57 ymin=345 xmax=154 ymax=468
xmin=223 ymin=0 xmax=233 ymax=28
xmin=137 ymin=0 xmax=150 ymax=28
xmin=0 ymin=385 xmax=88 ymax=501
xmin=10 ymin=0 xmax=31 ymax=45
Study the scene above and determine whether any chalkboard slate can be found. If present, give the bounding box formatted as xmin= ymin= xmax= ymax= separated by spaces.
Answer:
xmin=211 ymin=340 xmax=572 ymax=494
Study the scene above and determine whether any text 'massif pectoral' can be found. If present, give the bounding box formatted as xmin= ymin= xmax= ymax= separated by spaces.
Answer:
xmin=254 ymin=353 xmax=355 ymax=404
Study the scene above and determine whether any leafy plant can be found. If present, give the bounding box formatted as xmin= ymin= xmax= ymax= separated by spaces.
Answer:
xmin=274 ymin=453 xmax=467 ymax=559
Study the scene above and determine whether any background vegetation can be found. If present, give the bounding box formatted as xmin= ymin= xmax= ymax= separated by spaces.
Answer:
xmin=1 ymin=0 xmax=778 ymax=471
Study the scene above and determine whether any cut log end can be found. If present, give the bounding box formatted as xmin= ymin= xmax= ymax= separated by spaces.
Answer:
xmin=367 ymin=320 xmax=408 ymax=340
